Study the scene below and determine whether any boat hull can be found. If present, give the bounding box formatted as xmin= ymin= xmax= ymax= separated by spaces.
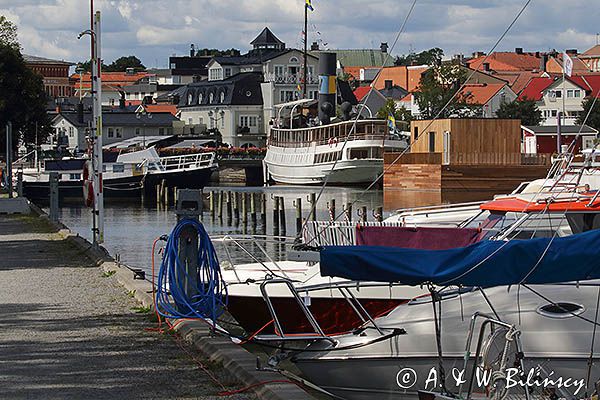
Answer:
xmin=265 ymin=159 xmax=384 ymax=185
xmin=23 ymin=174 xmax=144 ymax=201
xmin=144 ymin=166 xmax=215 ymax=191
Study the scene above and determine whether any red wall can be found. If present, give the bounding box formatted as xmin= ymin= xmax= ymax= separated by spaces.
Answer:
xmin=537 ymin=135 xmax=581 ymax=154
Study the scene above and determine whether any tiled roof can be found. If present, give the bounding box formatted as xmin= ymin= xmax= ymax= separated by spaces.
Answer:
xmin=23 ymin=54 xmax=74 ymax=66
xmin=493 ymin=71 xmax=544 ymax=95
xmin=143 ymin=104 xmax=178 ymax=116
xmin=314 ymin=49 xmax=395 ymax=68
xmin=353 ymin=86 xmax=372 ymax=102
xmin=468 ymin=52 xmax=541 ymax=72
xmin=545 ymin=54 xmax=590 ymax=74
xmin=568 ymin=75 xmax=600 ymax=97
xmin=518 ymin=77 xmax=554 ymax=101
xmin=581 ymin=45 xmax=600 ymax=57
xmin=459 ymin=83 xmax=506 ymax=105
xmin=71 ymin=72 xmax=150 ymax=90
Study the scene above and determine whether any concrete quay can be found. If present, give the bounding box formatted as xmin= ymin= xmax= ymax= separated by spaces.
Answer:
xmin=0 ymin=201 xmax=315 ymax=400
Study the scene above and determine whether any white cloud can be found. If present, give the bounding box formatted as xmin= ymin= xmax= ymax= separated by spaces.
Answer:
xmin=0 ymin=0 xmax=598 ymax=66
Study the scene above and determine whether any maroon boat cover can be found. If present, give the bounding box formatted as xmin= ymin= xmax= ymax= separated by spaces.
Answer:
xmin=355 ymin=225 xmax=482 ymax=250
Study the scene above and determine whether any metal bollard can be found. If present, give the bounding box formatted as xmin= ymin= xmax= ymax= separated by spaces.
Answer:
xmin=17 ymin=171 xmax=23 ymax=197
xmin=49 ymin=172 xmax=59 ymax=223
xmin=294 ymin=198 xmax=302 ymax=235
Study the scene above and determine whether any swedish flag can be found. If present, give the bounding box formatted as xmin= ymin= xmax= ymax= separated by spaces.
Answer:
xmin=306 ymin=0 xmax=314 ymax=11
xmin=387 ymin=113 xmax=396 ymax=133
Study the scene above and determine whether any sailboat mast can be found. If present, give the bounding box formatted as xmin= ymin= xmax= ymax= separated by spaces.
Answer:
xmin=303 ymin=1 xmax=308 ymax=99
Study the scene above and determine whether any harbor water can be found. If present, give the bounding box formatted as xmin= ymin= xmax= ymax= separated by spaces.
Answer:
xmin=51 ymin=185 xmax=384 ymax=275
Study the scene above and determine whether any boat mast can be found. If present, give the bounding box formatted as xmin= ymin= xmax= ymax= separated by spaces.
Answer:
xmin=303 ymin=0 xmax=308 ymax=99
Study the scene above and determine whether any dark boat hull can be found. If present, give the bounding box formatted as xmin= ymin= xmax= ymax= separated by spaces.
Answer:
xmin=23 ymin=174 xmax=144 ymax=202
xmin=144 ymin=167 xmax=215 ymax=191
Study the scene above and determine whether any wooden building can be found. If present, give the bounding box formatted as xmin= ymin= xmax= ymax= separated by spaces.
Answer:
xmin=384 ymin=118 xmax=551 ymax=210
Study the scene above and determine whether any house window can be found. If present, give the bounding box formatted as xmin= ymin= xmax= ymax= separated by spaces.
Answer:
xmin=198 ymin=93 xmax=203 ymax=104
xmin=310 ymin=90 xmax=318 ymax=100
xmin=567 ymin=89 xmax=574 ymax=98
xmin=69 ymin=127 xmax=74 ymax=137
xmin=108 ymin=128 xmax=114 ymax=138
xmin=135 ymin=128 xmax=141 ymax=136
xmin=115 ymin=128 xmax=122 ymax=138
xmin=159 ymin=127 xmax=165 ymax=135
xmin=414 ymin=126 xmax=419 ymax=140
xmin=240 ymin=115 xmax=258 ymax=128
xmin=209 ymin=93 xmax=214 ymax=103
xmin=555 ymin=90 xmax=562 ymax=98
xmin=224 ymin=68 xmax=232 ymax=78
xmin=575 ymin=90 xmax=581 ymax=98
xmin=274 ymin=65 xmax=284 ymax=76
xmin=220 ymin=92 xmax=225 ymax=103
xmin=279 ymin=90 xmax=296 ymax=102
xmin=428 ymin=132 xmax=436 ymax=153
xmin=551 ymin=110 xmax=558 ymax=117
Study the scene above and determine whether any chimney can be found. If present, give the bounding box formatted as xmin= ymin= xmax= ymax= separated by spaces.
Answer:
xmin=380 ymin=42 xmax=388 ymax=53
xmin=472 ymin=51 xmax=486 ymax=58
xmin=384 ymin=79 xmax=393 ymax=90
xmin=483 ymin=62 xmax=490 ymax=72
xmin=566 ymin=49 xmax=578 ymax=56
xmin=535 ymin=51 xmax=540 ymax=58
xmin=311 ymin=41 xmax=320 ymax=51
xmin=540 ymin=54 xmax=548 ymax=72
xmin=77 ymin=102 xmax=84 ymax=123
xmin=126 ymin=67 xmax=135 ymax=75
xmin=190 ymin=44 xmax=195 ymax=57
xmin=515 ymin=47 xmax=523 ymax=54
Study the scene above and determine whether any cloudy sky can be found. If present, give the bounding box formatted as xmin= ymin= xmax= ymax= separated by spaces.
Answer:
xmin=0 ymin=0 xmax=599 ymax=68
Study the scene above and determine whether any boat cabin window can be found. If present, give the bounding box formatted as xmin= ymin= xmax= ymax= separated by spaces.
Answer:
xmin=566 ymin=213 xmax=600 ymax=234
xmin=506 ymin=212 xmax=573 ymax=240
xmin=348 ymin=147 xmax=382 ymax=160
xmin=112 ymin=164 xmax=125 ymax=173
xmin=69 ymin=173 xmax=81 ymax=180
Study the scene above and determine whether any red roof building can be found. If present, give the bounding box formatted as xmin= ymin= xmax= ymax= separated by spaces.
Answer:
xmin=468 ymin=51 xmax=542 ymax=72
xmin=518 ymin=77 xmax=554 ymax=101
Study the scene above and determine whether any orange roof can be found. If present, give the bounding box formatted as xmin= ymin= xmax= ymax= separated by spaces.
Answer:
xmin=545 ymin=54 xmax=590 ymax=75
xmin=581 ymin=45 xmax=600 ymax=57
xmin=373 ymin=65 xmax=428 ymax=92
xmin=467 ymin=52 xmax=541 ymax=72
xmin=71 ymin=72 xmax=150 ymax=90
xmin=494 ymin=71 xmax=543 ymax=95
xmin=353 ymin=86 xmax=373 ymax=102
xmin=459 ymin=83 xmax=506 ymax=105
xmin=343 ymin=66 xmax=362 ymax=79
xmin=143 ymin=104 xmax=178 ymax=116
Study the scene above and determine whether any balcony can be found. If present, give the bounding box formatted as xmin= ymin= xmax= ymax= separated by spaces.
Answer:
xmin=264 ymin=72 xmax=319 ymax=85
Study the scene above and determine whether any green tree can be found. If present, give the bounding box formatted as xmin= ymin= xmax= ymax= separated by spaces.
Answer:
xmin=195 ymin=48 xmax=240 ymax=57
xmin=414 ymin=64 xmax=476 ymax=119
xmin=0 ymin=44 xmax=51 ymax=152
xmin=395 ymin=48 xmax=444 ymax=66
xmin=0 ymin=15 xmax=20 ymax=50
xmin=577 ymin=97 xmax=600 ymax=132
xmin=104 ymin=56 xmax=145 ymax=72
xmin=376 ymin=98 xmax=412 ymax=127
xmin=495 ymin=97 xmax=542 ymax=126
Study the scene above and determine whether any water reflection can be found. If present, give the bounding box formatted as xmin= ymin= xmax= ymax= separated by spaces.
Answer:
xmin=53 ymin=185 xmax=383 ymax=274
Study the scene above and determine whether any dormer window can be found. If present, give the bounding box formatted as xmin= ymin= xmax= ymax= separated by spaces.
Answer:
xmin=289 ymin=56 xmax=299 ymax=63
xmin=198 ymin=93 xmax=203 ymax=104
xmin=187 ymin=93 xmax=193 ymax=105
xmin=220 ymin=92 xmax=225 ymax=103
xmin=209 ymin=93 xmax=214 ymax=103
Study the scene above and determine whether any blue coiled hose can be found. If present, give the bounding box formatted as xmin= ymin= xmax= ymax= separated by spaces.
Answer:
xmin=155 ymin=218 xmax=227 ymax=323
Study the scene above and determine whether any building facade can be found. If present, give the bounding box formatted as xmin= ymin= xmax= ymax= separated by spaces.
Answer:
xmin=24 ymin=54 xmax=74 ymax=98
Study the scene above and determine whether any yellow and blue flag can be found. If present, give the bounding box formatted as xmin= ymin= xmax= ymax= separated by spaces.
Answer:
xmin=387 ymin=113 xmax=396 ymax=133
xmin=306 ymin=0 xmax=314 ymax=11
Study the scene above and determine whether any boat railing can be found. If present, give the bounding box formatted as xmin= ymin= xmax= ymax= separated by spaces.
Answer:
xmin=390 ymin=201 xmax=486 ymax=218
xmin=255 ymin=277 xmax=390 ymax=343
xmin=301 ymin=220 xmax=404 ymax=247
xmin=159 ymin=152 xmax=216 ymax=171
xmin=269 ymin=120 xmax=392 ymax=148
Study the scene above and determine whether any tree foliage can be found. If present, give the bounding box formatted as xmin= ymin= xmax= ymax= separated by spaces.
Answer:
xmin=495 ymin=97 xmax=542 ymax=126
xmin=577 ymin=97 xmax=600 ymax=132
xmin=414 ymin=64 xmax=476 ymax=119
xmin=0 ymin=44 xmax=51 ymax=152
xmin=195 ymin=48 xmax=241 ymax=57
xmin=376 ymin=98 xmax=412 ymax=127
xmin=395 ymin=48 xmax=443 ymax=67
xmin=0 ymin=15 xmax=20 ymax=50
xmin=104 ymin=56 xmax=146 ymax=72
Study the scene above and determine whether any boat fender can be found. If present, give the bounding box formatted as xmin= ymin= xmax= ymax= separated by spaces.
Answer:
xmin=82 ymin=160 xmax=94 ymax=207
xmin=328 ymin=137 xmax=338 ymax=147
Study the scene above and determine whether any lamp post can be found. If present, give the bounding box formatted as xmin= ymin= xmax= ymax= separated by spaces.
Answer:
xmin=78 ymin=9 xmax=104 ymax=246
xmin=136 ymin=111 xmax=152 ymax=148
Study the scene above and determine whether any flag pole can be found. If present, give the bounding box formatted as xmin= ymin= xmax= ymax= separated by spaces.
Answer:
xmin=303 ymin=0 xmax=308 ymax=99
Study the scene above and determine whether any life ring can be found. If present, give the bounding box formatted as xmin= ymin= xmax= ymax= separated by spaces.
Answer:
xmin=328 ymin=137 xmax=338 ymax=147
xmin=82 ymin=160 xmax=94 ymax=207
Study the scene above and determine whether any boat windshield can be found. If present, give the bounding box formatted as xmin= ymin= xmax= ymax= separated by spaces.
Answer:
xmin=499 ymin=212 xmax=574 ymax=240
xmin=464 ymin=210 xmax=523 ymax=240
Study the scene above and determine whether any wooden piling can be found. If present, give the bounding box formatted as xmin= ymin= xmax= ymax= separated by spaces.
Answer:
xmin=360 ymin=206 xmax=367 ymax=223
xmin=279 ymin=197 xmax=287 ymax=235
xmin=241 ymin=193 xmax=248 ymax=225
xmin=217 ymin=191 xmax=223 ymax=220
xmin=250 ymin=193 xmax=257 ymax=226
xmin=295 ymin=198 xmax=302 ymax=235
xmin=260 ymin=193 xmax=267 ymax=227
xmin=273 ymin=196 xmax=280 ymax=236
xmin=232 ymin=191 xmax=239 ymax=221
xmin=328 ymin=199 xmax=336 ymax=221
xmin=345 ymin=202 xmax=352 ymax=222
xmin=209 ymin=191 xmax=215 ymax=216
xmin=375 ymin=206 xmax=383 ymax=222
xmin=225 ymin=191 xmax=232 ymax=223
xmin=161 ymin=179 xmax=167 ymax=208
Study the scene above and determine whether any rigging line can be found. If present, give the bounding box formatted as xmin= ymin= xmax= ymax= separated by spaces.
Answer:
xmin=586 ymin=286 xmax=600 ymax=395
xmin=521 ymin=284 xmax=600 ymax=327
xmin=300 ymin=0 xmax=535 ymax=248
xmin=300 ymin=0 xmax=419 ymax=231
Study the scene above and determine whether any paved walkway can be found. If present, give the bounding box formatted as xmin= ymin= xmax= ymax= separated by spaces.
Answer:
xmin=0 ymin=214 xmax=251 ymax=400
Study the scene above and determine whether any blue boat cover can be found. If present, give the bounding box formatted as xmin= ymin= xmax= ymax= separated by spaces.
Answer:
xmin=320 ymin=229 xmax=600 ymax=287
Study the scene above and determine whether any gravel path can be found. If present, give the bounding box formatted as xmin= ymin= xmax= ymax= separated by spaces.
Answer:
xmin=0 ymin=214 xmax=252 ymax=400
